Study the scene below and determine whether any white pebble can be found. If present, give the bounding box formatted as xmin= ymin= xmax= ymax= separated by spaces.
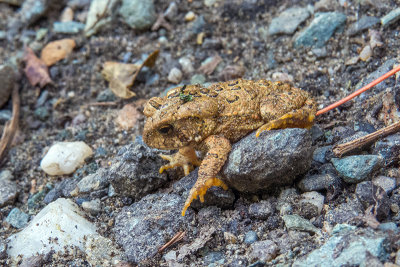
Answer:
xmin=40 ymin=141 xmax=93 ymax=175
xmin=167 ymin=67 xmax=183 ymax=84
xmin=184 ymin=11 xmax=196 ymax=22
xmin=300 ymin=191 xmax=325 ymax=215
xmin=179 ymin=57 xmax=194 ymax=74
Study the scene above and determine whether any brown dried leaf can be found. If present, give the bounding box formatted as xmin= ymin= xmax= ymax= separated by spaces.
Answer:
xmin=217 ymin=65 xmax=245 ymax=81
xmin=198 ymin=54 xmax=222 ymax=75
xmin=24 ymin=47 xmax=52 ymax=88
xmin=40 ymin=39 xmax=76 ymax=66
xmin=102 ymin=50 xmax=159 ymax=99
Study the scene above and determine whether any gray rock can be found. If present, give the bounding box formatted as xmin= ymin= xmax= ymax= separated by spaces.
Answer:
xmin=203 ymin=251 xmax=225 ymax=265
xmin=6 ymin=208 xmax=30 ymax=229
xmin=355 ymin=58 xmax=398 ymax=99
xmin=17 ymin=0 xmax=48 ymax=26
xmin=347 ymin=16 xmax=380 ymax=36
xmin=293 ymin=224 xmax=389 ymax=266
xmin=223 ymin=128 xmax=313 ymax=193
xmin=325 ymin=197 xmax=364 ymax=225
xmin=244 ymin=231 xmax=258 ymax=244
xmin=0 ymin=169 xmax=13 ymax=181
xmin=81 ymin=199 xmax=102 ymax=215
xmin=164 ymin=2 xmax=178 ymax=21
xmin=381 ymin=8 xmax=400 ymax=27
xmin=53 ymin=21 xmax=85 ymax=34
xmin=119 ymin=0 xmax=156 ymax=30
xmin=282 ymin=214 xmax=319 ymax=234
xmin=312 ymin=145 xmax=332 ymax=164
xmin=0 ymin=178 xmax=17 ymax=207
xmin=0 ymin=240 xmax=6 ymax=259
xmin=84 ymin=234 xmax=122 ymax=266
xmin=372 ymin=176 xmax=396 ymax=194
xmin=300 ymin=191 xmax=325 ymax=216
xmin=378 ymin=222 xmax=398 ymax=233
xmin=355 ymin=181 xmax=390 ymax=221
xmin=190 ymin=15 xmax=206 ymax=34
xmin=372 ymin=133 xmax=400 ymax=167
xmin=73 ymin=168 xmax=110 ymax=195
xmin=250 ymin=240 xmax=278 ymax=262
xmin=108 ymin=138 xmax=168 ymax=200
xmin=331 ymin=155 xmax=381 ymax=183
xmin=248 ymin=199 xmax=275 ymax=220
xmin=294 ymin=12 xmax=347 ymax=48
xmin=268 ymin=7 xmax=310 ymax=35
xmin=190 ymin=74 xmax=206 ymax=84
xmin=298 ymin=173 xmax=340 ymax=192
xmin=114 ymin=193 xmax=193 ymax=263
xmin=172 ymin=169 xmax=235 ymax=211
xmin=19 ymin=255 xmax=46 ymax=267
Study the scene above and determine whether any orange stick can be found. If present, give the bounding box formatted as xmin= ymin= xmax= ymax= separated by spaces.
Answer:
xmin=316 ymin=64 xmax=400 ymax=116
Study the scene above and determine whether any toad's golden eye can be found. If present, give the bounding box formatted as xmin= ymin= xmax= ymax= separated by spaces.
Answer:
xmin=158 ymin=124 xmax=173 ymax=135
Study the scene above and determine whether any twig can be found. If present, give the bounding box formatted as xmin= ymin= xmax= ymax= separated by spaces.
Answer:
xmin=0 ymin=85 xmax=20 ymax=165
xmin=158 ymin=231 xmax=185 ymax=254
xmin=333 ymin=120 xmax=400 ymax=157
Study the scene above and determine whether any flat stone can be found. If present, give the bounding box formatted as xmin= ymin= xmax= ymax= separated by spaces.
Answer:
xmin=294 ymin=12 xmax=347 ymax=48
xmin=347 ymin=16 xmax=380 ymax=36
xmin=372 ymin=176 xmax=396 ymax=194
xmin=325 ymin=197 xmax=364 ymax=225
xmin=282 ymin=214 xmax=319 ymax=234
xmin=223 ymin=128 xmax=313 ymax=193
xmin=268 ymin=7 xmax=310 ymax=35
xmin=7 ymin=198 xmax=98 ymax=260
xmin=248 ymin=199 xmax=275 ymax=220
xmin=381 ymin=8 xmax=400 ymax=27
xmin=293 ymin=224 xmax=389 ymax=266
xmin=5 ymin=208 xmax=29 ymax=229
xmin=300 ymin=191 xmax=325 ymax=215
xmin=312 ymin=145 xmax=333 ymax=164
xmin=53 ymin=21 xmax=85 ymax=34
xmin=331 ymin=155 xmax=381 ymax=183
xmin=298 ymin=173 xmax=340 ymax=192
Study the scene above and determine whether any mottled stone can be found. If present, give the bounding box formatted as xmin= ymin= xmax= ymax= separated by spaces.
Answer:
xmin=269 ymin=7 xmax=310 ymax=35
xmin=331 ymin=155 xmax=381 ymax=183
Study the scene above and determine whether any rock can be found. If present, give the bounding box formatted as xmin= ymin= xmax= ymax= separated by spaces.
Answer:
xmin=312 ymin=145 xmax=333 ymax=164
xmin=6 ymin=208 xmax=29 ymax=229
xmin=372 ymin=133 xmax=400 ymax=167
xmin=108 ymin=138 xmax=168 ymax=200
xmin=282 ymin=214 xmax=319 ymax=234
xmin=85 ymin=0 xmax=118 ymax=36
xmin=0 ymin=178 xmax=17 ymax=207
xmin=164 ymin=2 xmax=178 ymax=21
xmin=40 ymin=141 xmax=93 ymax=175
xmin=223 ymin=128 xmax=313 ymax=193
xmin=378 ymin=222 xmax=398 ymax=233
xmin=268 ymin=7 xmax=310 ymax=35
xmin=298 ymin=170 xmax=340 ymax=193
xmin=81 ymin=198 xmax=102 ymax=215
xmin=179 ymin=57 xmax=194 ymax=74
xmin=34 ymin=106 xmax=49 ymax=121
xmin=325 ymin=197 xmax=364 ymax=225
xmin=250 ymin=240 xmax=278 ymax=262
xmin=203 ymin=251 xmax=225 ymax=265
xmin=355 ymin=181 xmax=390 ymax=220
xmin=7 ymin=198 xmax=98 ymax=260
xmin=114 ymin=193 xmax=193 ymax=263
xmin=184 ymin=11 xmax=196 ymax=22
xmin=372 ymin=176 xmax=396 ymax=194
xmin=294 ymin=12 xmax=347 ymax=48
xmin=172 ymin=169 xmax=235 ymax=211
xmin=0 ymin=65 xmax=15 ymax=108
xmin=244 ymin=231 xmax=258 ymax=244
xmin=381 ymin=8 xmax=400 ymax=27
xmin=293 ymin=224 xmax=389 ymax=266
xmin=347 ymin=16 xmax=380 ymax=36
xmin=53 ymin=21 xmax=85 ymax=34
xmin=116 ymin=103 xmax=140 ymax=130
xmin=19 ymin=255 xmax=46 ymax=267
xmin=300 ymin=191 xmax=325 ymax=215
xmin=359 ymin=45 xmax=372 ymax=61
xmin=248 ymin=199 xmax=275 ymax=220
xmin=167 ymin=67 xmax=183 ymax=84
xmin=17 ymin=0 xmax=49 ymax=26
xmin=119 ymin=0 xmax=156 ymax=30
xmin=202 ymin=38 xmax=223 ymax=50
xmin=84 ymin=234 xmax=122 ymax=266
xmin=331 ymin=155 xmax=381 ymax=183
xmin=190 ymin=74 xmax=206 ymax=84
xmin=189 ymin=15 xmax=205 ymax=34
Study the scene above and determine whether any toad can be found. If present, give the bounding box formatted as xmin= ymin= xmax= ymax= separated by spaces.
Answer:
xmin=143 ymin=79 xmax=316 ymax=216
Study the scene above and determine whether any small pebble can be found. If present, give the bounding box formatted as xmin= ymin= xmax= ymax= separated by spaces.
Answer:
xmin=359 ymin=45 xmax=372 ymax=61
xmin=190 ymin=74 xmax=206 ymax=85
xmin=164 ymin=2 xmax=178 ymax=21
xmin=82 ymin=198 xmax=102 ymax=215
xmin=0 ymin=240 xmax=6 ymax=259
xmin=244 ymin=231 xmax=258 ymax=244
xmin=167 ymin=67 xmax=183 ymax=84
xmin=0 ymin=110 xmax=12 ymax=123
xmin=40 ymin=142 xmax=93 ymax=175
xmin=6 ymin=208 xmax=30 ymax=229
xmin=282 ymin=214 xmax=319 ymax=233
xmin=53 ymin=21 xmax=85 ymax=34
xmin=0 ymin=179 xmax=17 ymax=207
xmin=179 ymin=57 xmax=195 ymax=74
xmin=300 ymin=191 xmax=325 ymax=215
xmin=250 ymin=240 xmax=278 ymax=262
xmin=184 ymin=11 xmax=196 ymax=22
xmin=60 ymin=7 xmax=74 ymax=22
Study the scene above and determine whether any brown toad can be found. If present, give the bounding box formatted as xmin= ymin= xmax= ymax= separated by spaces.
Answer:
xmin=143 ymin=79 xmax=317 ymax=216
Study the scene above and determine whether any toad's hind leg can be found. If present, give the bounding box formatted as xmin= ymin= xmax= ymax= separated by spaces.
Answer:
xmin=256 ymin=96 xmax=316 ymax=137
xmin=181 ymin=135 xmax=231 ymax=216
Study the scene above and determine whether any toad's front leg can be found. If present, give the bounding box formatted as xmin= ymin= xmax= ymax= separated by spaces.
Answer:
xmin=159 ymin=146 xmax=202 ymax=176
xmin=182 ymin=135 xmax=231 ymax=216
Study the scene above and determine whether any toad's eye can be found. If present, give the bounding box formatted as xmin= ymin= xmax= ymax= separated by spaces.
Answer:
xmin=158 ymin=124 xmax=173 ymax=135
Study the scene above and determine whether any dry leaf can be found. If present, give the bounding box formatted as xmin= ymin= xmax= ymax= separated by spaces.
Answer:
xmin=198 ymin=54 xmax=222 ymax=75
xmin=40 ymin=39 xmax=76 ymax=66
xmin=24 ymin=47 xmax=52 ymax=88
xmin=102 ymin=50 xmax=159 ymax=99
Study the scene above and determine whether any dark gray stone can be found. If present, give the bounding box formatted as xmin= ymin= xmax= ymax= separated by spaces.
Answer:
xmin=294 ymin=12 xmax=347 ymax=48
xmin=372 ymin=133 xmax=400 ymax=167
xmin=248 ymin=200 xmax=275 ymax=220
xmin=244 ymin=231 xmax=258 ymax=244
xmin=268 ymin=7 xmax=310 ymax=35
xmin=114 ymin=193 xmax=193 ymax=263
xmin=293 ymin=224 xmax=389 ymax=266
xmin=0 ymin=65 xmax=15 ymax=108
xmin=331 ymin=155 xmax=381 ymax=183
xmin=0 ymin=178 xmax=17 ymax=207
xmin=172 ymin=170 xmax=235 ymax=211
xmin=372 ymin=176 xmax=396 ymax=194
xmin=119 ymin=0 xmax=156 ymax=30
xmin=347 ymin=16 xmax=380 ymax=36
xmin=355 ymin=181 xmax=390 ymax=221
xmin=223 ymin=128 xmax=313 ymax=193
xmin=6 ymin=208 xmax=30 ymax=228
xmin=312 ymin=145 xmax=332 ymax=164
xmin=325 ymin=197 xmax=364 ymax=225
xmin=298 ymin=173 xmax=340 ymax=192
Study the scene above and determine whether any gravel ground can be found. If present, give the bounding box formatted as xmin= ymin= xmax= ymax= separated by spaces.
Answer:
xmin=1 ymin=0 xmax=400 ymax=266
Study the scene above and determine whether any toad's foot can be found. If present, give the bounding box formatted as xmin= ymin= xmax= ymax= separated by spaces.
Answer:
xmin=255 ymin=111 xmax=315 ymax=138
xmin=181 ymin=177 xmax=228 ymax=216
xmin=159 ymin=146 xmax=201 ymax=176
xmin=181 ymin=135 xmax=231 ymax=216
